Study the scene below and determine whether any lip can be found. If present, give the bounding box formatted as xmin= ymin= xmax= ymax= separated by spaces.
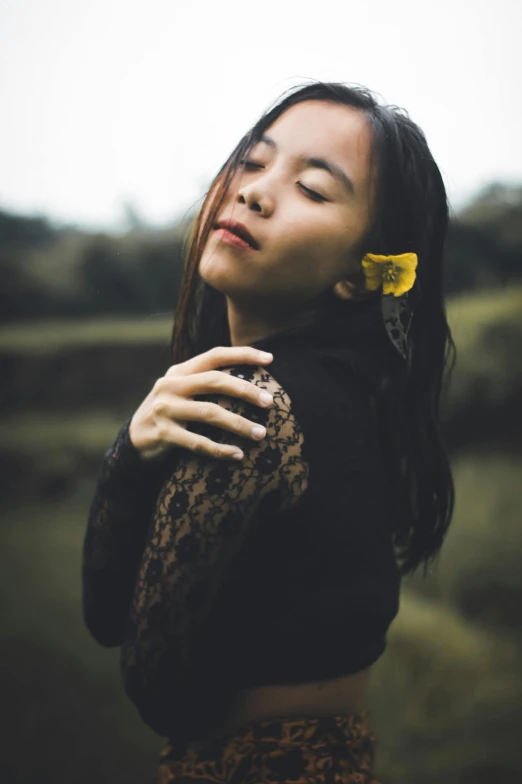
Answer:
xmin=214 ymin=218 xmax=259 ymax=250
xmin=214 ymin=228 xmax=258 ymax=251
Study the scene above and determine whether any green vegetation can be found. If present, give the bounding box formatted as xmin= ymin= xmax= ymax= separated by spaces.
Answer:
xmin=0 ymin=314 xmax=172 ymax=351
xmin=2 ymin=448 xmax=521 ymax=782
xmin=1 ymin=188 xmax=521 ymax=782
xmin=1 ymin=182 xmax=521 ymax=323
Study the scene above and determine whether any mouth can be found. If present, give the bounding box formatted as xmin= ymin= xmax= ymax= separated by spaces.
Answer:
xmin=214 ymin=219 xmax=259 ymax=250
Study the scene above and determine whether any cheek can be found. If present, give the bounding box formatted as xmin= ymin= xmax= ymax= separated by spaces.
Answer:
xmin=274 ymin=215 xmax=350 ymax=273
xmin=264 ymin=239 xmax=337 ymax=296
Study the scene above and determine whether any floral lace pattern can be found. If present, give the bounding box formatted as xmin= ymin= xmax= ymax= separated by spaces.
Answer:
xmin=81 ymin=415 xmax=175 ymax=647
xmin=82 ymin=363 xmax=310 ymax=733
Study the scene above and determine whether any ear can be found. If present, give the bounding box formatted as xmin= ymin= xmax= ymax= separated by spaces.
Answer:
xmin=332 ymin=279 xmax=355 ymax=301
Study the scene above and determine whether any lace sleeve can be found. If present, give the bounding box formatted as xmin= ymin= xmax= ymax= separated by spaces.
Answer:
xmin=120 ymin=363 xmax=309 ymax=737
xmin=81 ymin=417 xmax=178 ymax=647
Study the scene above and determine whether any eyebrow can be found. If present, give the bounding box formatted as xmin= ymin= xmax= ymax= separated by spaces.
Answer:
xmin=257 ymin=133 xmax=355 ymax=196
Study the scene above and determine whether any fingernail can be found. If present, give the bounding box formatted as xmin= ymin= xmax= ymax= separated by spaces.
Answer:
xmin=259 ymin=352 xmax=273 ymax=360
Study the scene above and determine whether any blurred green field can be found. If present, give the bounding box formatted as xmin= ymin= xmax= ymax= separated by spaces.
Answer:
xmin=0 ymin=282 xmax=520 ymax=353
xmin=1 ymin=283 xmax=521 ymax=783
xmin=0 ymin=313 xmax=173 ymax=351
xmin=2 ymin=451 xmax=521 ymax=783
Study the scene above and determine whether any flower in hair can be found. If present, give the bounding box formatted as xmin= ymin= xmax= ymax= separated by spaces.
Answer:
xmin=361 ymin=253 xmax=418 ymax=298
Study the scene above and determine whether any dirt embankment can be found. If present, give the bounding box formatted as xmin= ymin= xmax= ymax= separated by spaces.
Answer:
xmin=0 ymin=285 xmax=521 ymax=504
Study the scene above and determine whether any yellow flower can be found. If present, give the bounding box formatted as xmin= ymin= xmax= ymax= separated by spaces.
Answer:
xmin=361 ymin=252 xmax=418 ymax=298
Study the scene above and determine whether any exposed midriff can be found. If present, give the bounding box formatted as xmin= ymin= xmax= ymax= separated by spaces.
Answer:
xmin=201 ymin=665 xmax=374 ymax=743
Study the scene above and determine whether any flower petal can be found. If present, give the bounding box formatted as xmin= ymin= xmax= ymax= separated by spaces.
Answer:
xmin=364 ymin=276 xmax=382 ymax=292
xmin=363 ymin=253 xmax=392 ymax=264
xmin=362 ymin=252 xmax=418 ymax=296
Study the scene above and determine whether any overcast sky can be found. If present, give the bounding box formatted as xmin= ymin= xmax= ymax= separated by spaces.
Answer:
xmin=1 ymin=0 xmax=521 ymax=233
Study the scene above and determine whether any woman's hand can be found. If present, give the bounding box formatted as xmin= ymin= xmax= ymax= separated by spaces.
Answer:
xmin=128 ymin=346 xmax=274 ymax=463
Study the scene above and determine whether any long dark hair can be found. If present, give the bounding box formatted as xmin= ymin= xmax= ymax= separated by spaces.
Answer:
xmin=170 ymin=80 xmax=457 ymax=578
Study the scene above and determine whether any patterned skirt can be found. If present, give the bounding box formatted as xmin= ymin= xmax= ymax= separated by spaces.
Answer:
xmin=157 ymin=710 xmax=380 ymax=783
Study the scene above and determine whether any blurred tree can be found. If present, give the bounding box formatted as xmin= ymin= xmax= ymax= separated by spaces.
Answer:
xmin=80 ymin=236 xmax=144 ymax=315
xmin=0 ymin=209 xmax=56 ymax=248
xmin=456 ymin=182 xmax=522 ymax=283
xmin=121 ymin=200 xmax=148 ymax=231
xmin=0 ymin=182 xmax=520 ymax=322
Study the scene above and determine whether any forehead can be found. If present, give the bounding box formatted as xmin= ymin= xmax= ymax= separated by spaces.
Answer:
xmin=261 ymin=100 xmax=373 ymax=174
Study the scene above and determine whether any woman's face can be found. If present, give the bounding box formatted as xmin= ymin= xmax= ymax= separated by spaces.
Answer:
xmin=199 ymin=99 xmax=376 ymax=316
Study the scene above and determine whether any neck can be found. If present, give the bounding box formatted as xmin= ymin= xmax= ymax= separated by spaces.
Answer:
xmin=226 ymin=297 xmax=319 ymax=347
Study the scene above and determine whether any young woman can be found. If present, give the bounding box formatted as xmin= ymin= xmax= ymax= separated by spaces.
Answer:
xmin=82 ymin=81 xmax=456 ymax=783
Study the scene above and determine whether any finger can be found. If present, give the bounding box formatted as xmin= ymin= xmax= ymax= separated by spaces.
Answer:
xmin=163 ymin=399 xmax=267 ymax=442
xmin=165 ymin=421 xmax=245 ymax=461
xmin=167 ymin=346 xmax=273 ymax=378
xmin=166 ymin=370 xmax=273 ymax=409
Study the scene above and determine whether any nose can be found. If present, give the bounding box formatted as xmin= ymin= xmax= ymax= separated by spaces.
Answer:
xmin=236 ymin=172 xmax=275 ymax=217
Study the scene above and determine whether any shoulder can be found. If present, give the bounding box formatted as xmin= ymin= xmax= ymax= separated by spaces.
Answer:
xmin=221 ymin=349 xmax=375 ymax=460
xmin=247 ymin=347 xmax=379 ymax=470
xmin=188 ymin=362 xmax=309 ymax=508
xmin=236 ymin=346 xmax=371 ymax=420
xmin=205 ymin=362 xmax=303 ymax=454
xmin=222 ymin=362 xmax=293 ymax=416
xmin=216 ymin=349 xmax=372 ymax=425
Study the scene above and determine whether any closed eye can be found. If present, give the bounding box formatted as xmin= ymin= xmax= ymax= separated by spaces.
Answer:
xmin=239 ymin=160 xmax=264 ymax=172
xmin=238 ymin=160 xmax=328 ymax=203
xmin=297 ymin=183 xmax=327 ymax=202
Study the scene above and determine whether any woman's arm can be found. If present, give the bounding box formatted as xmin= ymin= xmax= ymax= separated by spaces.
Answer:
xmin=82 ymin=347 xmax=275 ymax=648
xmin=119 ymin=364 xmax=309 ymax=737
xmin=81 ymin=417 xmax=176 ymax=647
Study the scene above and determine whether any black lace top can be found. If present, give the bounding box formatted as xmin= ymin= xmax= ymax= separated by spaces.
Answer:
xmin=81 ymin=321 xmax=402 ymax=754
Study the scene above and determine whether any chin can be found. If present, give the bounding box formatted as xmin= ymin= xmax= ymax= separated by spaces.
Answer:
xmin=198 ymin=255 xmax=248 ymax=297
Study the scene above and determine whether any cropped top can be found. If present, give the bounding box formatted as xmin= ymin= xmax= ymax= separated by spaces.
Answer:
xmin=81 ymin=322 xmax=402 ymax=753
